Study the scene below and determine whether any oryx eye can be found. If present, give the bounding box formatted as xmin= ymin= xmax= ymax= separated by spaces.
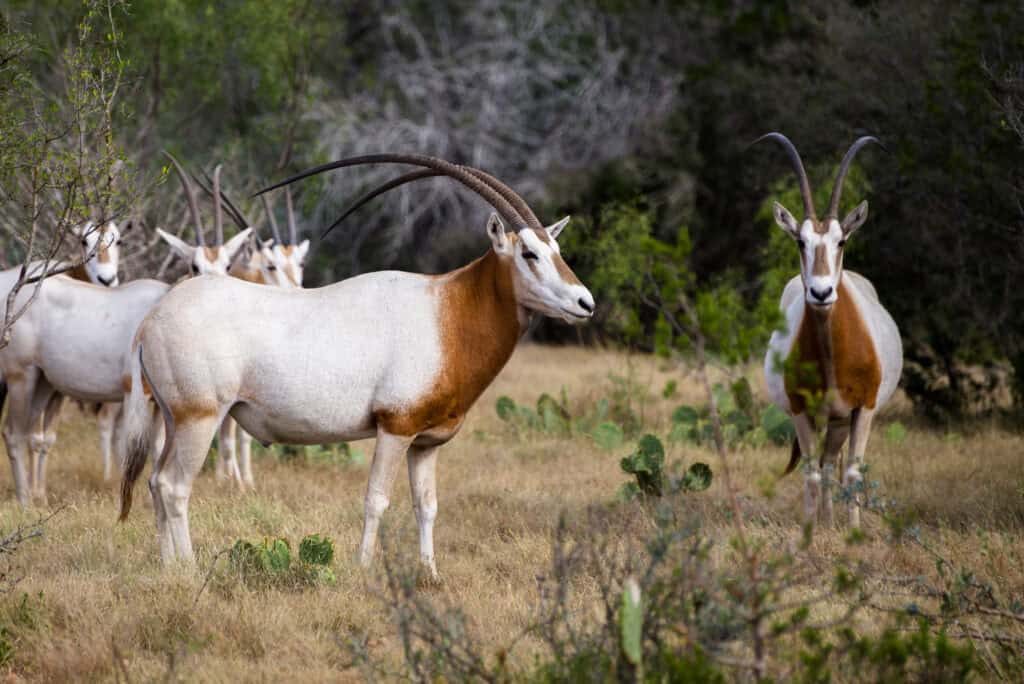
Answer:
xmin=521 ymin=250 xmax=538 ymax=260
xmin=838 ymin=239 xmax=847 ymax=248
xmin=115 ymin=239 xmax=123 ymax=246
xmin=796 ymin=240 xmax=806 ymax=250
xmin=190 ymin=264 xmax=200 ymax=275
xmin=81 ymin=239 xmax=88 ymax=247
xmin=267 ymin=264 xmax=277 ymax=271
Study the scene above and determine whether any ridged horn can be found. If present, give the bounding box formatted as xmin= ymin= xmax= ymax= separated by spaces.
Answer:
xmin=162 ymin=151 xmax=205 ymax=246
xmin=261 ymin=193 xmax=283 ymax=244
xmin=321 ymin=169 xmax=442 ymax=239
xmin=750 ymin=132 xmax=817 ymax=220
xmin=827 ymin=136 xmax=883 ymax=219
xmin=212 ymin=164 xmax=224 ymax=245
xmin=286 ymin=187 xmax=298 ymax=245
xmin=194 ymin=170 xmax=251 ymax=230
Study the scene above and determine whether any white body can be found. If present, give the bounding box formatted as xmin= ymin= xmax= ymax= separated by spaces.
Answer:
xmin=120 ymin=215 xmax=594 ymax=575
xmin=0 ymin=270 xmax=169 ymax=504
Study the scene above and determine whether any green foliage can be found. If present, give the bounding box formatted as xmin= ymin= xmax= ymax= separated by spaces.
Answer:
xmin=884 ymin=421 xmax=908 ymax=445
xmin=252 ymin=441 xmax=364 ymax=468
xmin=619 ymin=578 xmax=643 ymax=672
xmin=229 ymin=534 xmax=336 ymax=587
xmin=619 ymin=434 xmax=712 ymax=500
xmin=670 ymin=380 xmax=793 ymax=449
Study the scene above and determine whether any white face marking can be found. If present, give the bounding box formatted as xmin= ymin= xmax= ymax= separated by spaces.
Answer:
xmin=79 ymin=221 xmax=120 ymax=287
xmin=797 ymin=218 xmax=845 ymax=307
xmin=503 ymin=220 xmax=594 ymax=324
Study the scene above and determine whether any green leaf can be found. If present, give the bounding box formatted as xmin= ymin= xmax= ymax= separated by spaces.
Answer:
xmin=620 ymin=577 xmax=643 ymax=668
xmin=682 ymin=462 xmax=713 ymax=491
xmin=661 ymin=379 xmax=678 ymax=399
xmin=761 ymin=404 xmax=796 ymax=445
xmin=671 ymin=405 xmax=699 ymax=425
xmin=592 ymin=422 xmax=625 ymax=451
xmin=298 ymin=534 xmax=335 ymax=566
xmin=495 ymin=396 xmax=517 ymax=421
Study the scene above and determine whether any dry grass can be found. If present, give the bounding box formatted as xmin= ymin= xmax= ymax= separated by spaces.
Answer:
xmin=0 ymin=344 xmax=1022 ymax=681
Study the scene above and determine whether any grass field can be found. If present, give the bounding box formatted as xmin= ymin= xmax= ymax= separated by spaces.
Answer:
xmin=0 ymin=345 xmax=1021 ymax=681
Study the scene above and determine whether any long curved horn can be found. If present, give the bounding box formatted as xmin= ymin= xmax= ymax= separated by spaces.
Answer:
xmin=463 ymin=168 xmax=542 ymax=231
xmin=162 ymin=151 xmax=205 ymax=246
xmin=750 ymin=132 xmax=816 ymax=220
xmin=212 ymin=164 xmax=224 ymax=245
xmin=321 ymin=169 xmax=442 ymax=239
xmin=255 ymin=154 xmax=531 ymax=231
xmin=827 ymin=136 xmax=883 ymax=219
xmin=261 ymin=193 xmax=284 ymax=244
xmin=194 ymin=170 xmax=251 ymax=229
xmin=285 ymin=187 xmax=297 ymax=245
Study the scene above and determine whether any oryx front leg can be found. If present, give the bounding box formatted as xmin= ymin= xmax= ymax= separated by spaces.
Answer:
xmin=238 ymin=428 xmax=254 ymax=488
xmin=820 ymin=418 xmax=850 ymax=528
xmin=408 ymin=443 xmax=440 ymax=580
xmin=358 ymin=430 xmax=414 ymax=568
xmin=793 ymin=413 xmax=821 ymax=524
xmin=150 ymin=412 xmax=220 ymax=565
xmin=844 ymin=407 xmax=875 ymax=528
xmin=29 ymin=391 xmax=64 ymax=502
xmin=4 ymin=370 xmax=40 ymax=506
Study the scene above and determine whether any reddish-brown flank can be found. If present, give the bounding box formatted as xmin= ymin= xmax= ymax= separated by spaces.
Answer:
xmin=785 ymin=279 xmax=882 ymax=415
xmin=375 ymin=246 xmax=523 ymax=441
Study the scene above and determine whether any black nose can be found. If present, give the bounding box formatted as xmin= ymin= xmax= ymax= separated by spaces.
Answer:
xmin=810 ymin=286 xmax=833 ymax=302
xmin=578 ymin=297 xmax=593 ymax=313
xmin=97 ymin=275 xmax=115 ymax=287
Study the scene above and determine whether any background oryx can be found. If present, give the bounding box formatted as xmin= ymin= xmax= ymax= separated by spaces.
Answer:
xmin=119 ymin=155 xmax=594 ymax=578
xmin=194 ymin=174 xmax=309 ymax=488
xmin=758 ymin=133 xmax=902 ymax=527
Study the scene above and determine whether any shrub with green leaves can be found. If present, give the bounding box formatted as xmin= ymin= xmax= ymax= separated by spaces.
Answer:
xmin=619 ymin=434 xmax=711 ymax=500
xmin=670 ymin=379 xmax=795 ymax=449
xmin=229 ymin=534 xmax=336 ymax=587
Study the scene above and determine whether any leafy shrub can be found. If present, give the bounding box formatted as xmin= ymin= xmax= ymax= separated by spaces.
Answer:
xmin=495 ymin=390 xmax=626 ymax=450
xmin=619 ymin=434 xmax=711 ymax=500
xmin=229 ymin=534 xmax=336 ymax=587
xmin=670 ymin=379 xmax=795 ymax=449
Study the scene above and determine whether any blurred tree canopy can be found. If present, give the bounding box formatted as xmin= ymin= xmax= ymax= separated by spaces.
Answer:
xmin=2 ymin=0 xmax=1022 ymax=419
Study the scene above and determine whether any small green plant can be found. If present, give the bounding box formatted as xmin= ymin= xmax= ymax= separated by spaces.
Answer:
xmin=299 ymin=534 xmax=334 ymax=566
xmin=620 ymin=577 xmax=643 ymax=677
xmin=619 ymin=434 xmax=712 ymax=500
xmin=229 ymin=534 xmax=336 ymax=587
xmin=230 ymin=538 xmax=292 ymax=575
xmin=669 ymin=380 xmax=794 ymax=449
xmin=884 ymin=421 xmax=908 ymax=445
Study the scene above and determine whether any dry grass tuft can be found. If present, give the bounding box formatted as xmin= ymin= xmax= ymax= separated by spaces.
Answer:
xmin=0 ymin=344 xmax=1020 ymax=680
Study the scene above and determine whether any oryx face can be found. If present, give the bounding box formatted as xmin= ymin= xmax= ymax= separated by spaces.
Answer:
xmin=77 ymin=221 xmax=121 ymax=287
xmin=157 ymin=227 xmax=253 ymax=277
xmin=772 ymin=201 xmax=869 ymax=309
xmin=486 ymin=214 xmax=594 ymax=324
xmin=258 ymin=240 xmax=309 ymax=288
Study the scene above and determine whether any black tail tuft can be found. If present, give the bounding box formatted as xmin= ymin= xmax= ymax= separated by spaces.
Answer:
xmin=118 ymin=434 xmax=149 ymax=521
xmin=783 ymin=437 xmax=801 ymax=476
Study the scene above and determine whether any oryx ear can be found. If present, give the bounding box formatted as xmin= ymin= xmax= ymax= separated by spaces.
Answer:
xmin=841 ymin=200 xmax=868 ymax=237
xmin=156 ymin=228 xmax=197 ymax=261
xmin=772 ymin=202 xmax=800 ymax=236
xmin=546 ymin=216 xmax=570 ymax=240
xmin=222 ymin=228 xmax=254 ymax=260
xmin=294 ymin=239 xmax=310 ymax=262
xmin=486 ymin=213 xmax=512 ymax=255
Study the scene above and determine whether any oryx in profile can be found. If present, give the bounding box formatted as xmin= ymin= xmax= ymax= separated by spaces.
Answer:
xmin=757 ymin=133 xmax=902 ymax=527
xmin=119 ymin=154 xmax=594 ymax=578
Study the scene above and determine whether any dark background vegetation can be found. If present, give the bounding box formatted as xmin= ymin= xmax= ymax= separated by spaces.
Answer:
xmin=2 ymin=0 xmax=1023 ymax=419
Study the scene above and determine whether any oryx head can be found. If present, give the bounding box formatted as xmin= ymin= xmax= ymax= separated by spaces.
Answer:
xmin=74 ymin=220 xmax=121 ymax=286
xmin=485 ymin=214 xmax=593 ymax=323
xmin=258 ymin=153 xmax=595 ymax=323
xmin=256 ymin=187 xmax=308 ymax=288
xmin=755 ymin=133 xmax=880 ymax=310
xmin=157 ymin=155 xmax=252 ymax=276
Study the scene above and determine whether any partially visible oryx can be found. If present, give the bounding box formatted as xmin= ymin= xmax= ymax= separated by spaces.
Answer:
xmin=757 ymin=133 xmax=902 ymax=527
xmin=193 ymin=174 xmax=308 ymax=488
xmin=119 ymin=154 xmax=595 ymax=578
xmin=0 ymin=154 xmax=250 ymax=504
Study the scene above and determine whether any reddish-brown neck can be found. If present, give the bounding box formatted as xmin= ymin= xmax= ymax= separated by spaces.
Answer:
xmin=68 ymin=263 xmax=91 ymax=283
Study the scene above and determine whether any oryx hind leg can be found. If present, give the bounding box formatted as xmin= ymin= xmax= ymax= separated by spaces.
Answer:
xmin=30 ymin=389 xmax=64 ymax=502
xmin=216 ymin=417 xmax=244 ymax=489
xmin=97 ymin=402 xmax=120 ymax=480
xmin=238 ymin=428 xmax=254 ymax=488
xmin=151 ymin=407 xmax=222 ymax=564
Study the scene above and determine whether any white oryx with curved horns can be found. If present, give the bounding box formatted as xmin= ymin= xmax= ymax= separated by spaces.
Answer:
xmin=0 ymin=155 xmax=251 ymax=504
xmin=118 ymin=154 xmax=594 ymax=577
xmin=757 ymin=132 xmax=902 ymax=527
